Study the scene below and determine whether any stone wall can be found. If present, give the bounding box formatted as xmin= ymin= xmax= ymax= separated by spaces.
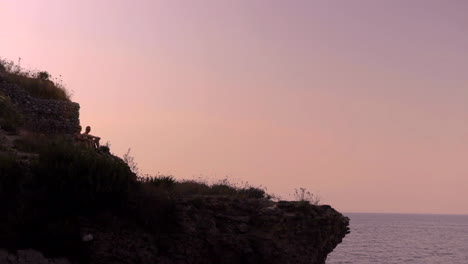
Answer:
xmin=0 ymin=82 xmax=80 ymax=134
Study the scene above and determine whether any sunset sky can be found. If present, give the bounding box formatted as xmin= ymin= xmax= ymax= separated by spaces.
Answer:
xmin=1 ymin=0 xmax=467 ymax=214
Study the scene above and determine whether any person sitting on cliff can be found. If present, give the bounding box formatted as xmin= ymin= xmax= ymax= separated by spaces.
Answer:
xmin=81 ymin=125 xmax=101 ymax=149
xmin=74 ymin=125 xmax=89 ymax=146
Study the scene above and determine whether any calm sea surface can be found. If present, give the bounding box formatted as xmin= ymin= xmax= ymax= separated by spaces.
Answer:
xmin=327 ymin=213 xmax=468 ymax=264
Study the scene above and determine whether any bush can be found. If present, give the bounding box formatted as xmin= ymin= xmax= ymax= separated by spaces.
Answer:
xmin=145 ymin=177 xmax=268 ymax=199
xmin=138 ymin=175 xmax=176 ymax=188
xmin=238 ymin=187 xmax=266 ymax=199
xmin=33 ymin=139 xmax=137 ymax=213
xmin=293 ymin=188 xmax=320 ymax=205
xmin=37 ymin=71 xmax=50 ymax=81
xmin=0 ymin=138 xmax=138 ymax=256
xmin=0 ymin=134 xmax=273 ymax=258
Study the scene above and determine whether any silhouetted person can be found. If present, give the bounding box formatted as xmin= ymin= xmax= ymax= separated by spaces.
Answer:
xmin=74 ymin=125 xmax=90 ymax=147
xmin=82 ymin=126 xmax=100 ymax=149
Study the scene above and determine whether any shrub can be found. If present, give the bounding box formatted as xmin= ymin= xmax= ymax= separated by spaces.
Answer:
xmin=32 ymin=139 xmax=137 ymax=213
xmin=210 ymin=180 xmax=239 ymax=196
xmin=238 ymin=186 xmax=267 ymax=199
xmin=293 ymin=188 xmax=320 ymax=205
xmin=0 ymin=137 xmax=138 ymax=257
xmin=153 ymin=177 xmax=268 ymax=199
xmin=138 ymin=174 xmax=176 ymax=188
xmin=37 ymin=71 xmax=50 ymax=81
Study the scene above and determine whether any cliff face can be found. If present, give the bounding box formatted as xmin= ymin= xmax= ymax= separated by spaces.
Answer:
xmin=0 ymin=80 xmax=349 ymax=264
xmin=0 ymin=198 xmax=349 ymax=264
xmin=168 ymin=197 xmax=348 ymax=264
xmin=81 ymin=197 xmax=349 ymax=264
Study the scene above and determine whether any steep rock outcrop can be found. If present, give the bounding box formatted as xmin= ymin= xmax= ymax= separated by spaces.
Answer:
xmin=83 ymin=197 xmax=349 ymax=264
xmin=0 ymin=78 xmax=349 ymax=264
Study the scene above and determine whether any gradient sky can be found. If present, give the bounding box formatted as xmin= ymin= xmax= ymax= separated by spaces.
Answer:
xmin=1 ymin=0 xmax=468 ymax=214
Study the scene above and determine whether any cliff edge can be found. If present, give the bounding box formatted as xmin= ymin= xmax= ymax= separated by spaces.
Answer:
xmin=0 ymin=71 xmax=349 ymax=264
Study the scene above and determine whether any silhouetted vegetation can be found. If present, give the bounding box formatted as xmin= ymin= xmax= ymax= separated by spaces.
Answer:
xmin=293 ymin=187 xmax=321 ymax=205
xmin=0 ymin=138 xmax=137 ymax=257
xmin=0 ymin=58 xmax=70 ymax=101
xmin=0 ymin=58 xmax=328 ymax=262
xmin=135 ymin=175 xmax=269 ymax=200
xmin=33 ymin=139 xmax=137 ymax=213
xmin=138 ymin=174 xmax=176 ymax=187
xmin=0 ymin=131 xmax=271 ymax=259
xmin=0 ymin=91 xmax=23 ymax=132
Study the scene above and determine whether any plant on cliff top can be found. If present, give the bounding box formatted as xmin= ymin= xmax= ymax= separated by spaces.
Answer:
xmin=123 ymin=148 xmax=140 ymax=176
xmin=0 ymin=57 xmax=71 ymax=101
xmin=294 ymin=188 xmax=321 ymax=205
xmin=37 ymin=71 xmax=50 ymax=81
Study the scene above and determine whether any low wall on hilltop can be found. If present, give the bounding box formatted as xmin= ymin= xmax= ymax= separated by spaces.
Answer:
xmin=0 ymin=81 xmax=80 ymax=134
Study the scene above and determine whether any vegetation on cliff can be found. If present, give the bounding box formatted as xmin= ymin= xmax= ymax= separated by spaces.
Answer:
xmin=0 ymin=132 xmax=271 ymax=261
xmin=0 ymin=58 xmax=70 ymax=101
xmin=0 ymin=61 xmax=348 ymax=263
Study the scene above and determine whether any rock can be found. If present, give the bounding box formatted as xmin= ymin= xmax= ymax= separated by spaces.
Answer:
xmin=82 ymin=233 xmax=94 ymax=242
xmin=68 ymin=197 xmax=349 ymax=264
xmin=237 ymin=223 xmax=249 ymax=233
xmin=0 ymin=80 xmax=349 ymax=264
xmin=0 ymin=249 xmax=71 ymax=264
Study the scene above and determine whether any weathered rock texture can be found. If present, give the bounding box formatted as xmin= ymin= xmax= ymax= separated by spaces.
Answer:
xmin=0 ymin=249 xmax=70 ymax=264
xmin=0 ymin=82 xmax=80 ymax=134
xmin=83 ymin=197 xmax=349 ymax=264
xmin=0 ymin=77 xmax=349 ymax=264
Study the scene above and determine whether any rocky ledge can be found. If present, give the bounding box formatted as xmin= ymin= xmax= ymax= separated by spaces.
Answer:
xmin=81 ymin=196 xmax=349 ymax=264
xmin=0 ymin=196 xmax=349 ymax=264
xmin=0 ymin=70 xmax=349 ymax=264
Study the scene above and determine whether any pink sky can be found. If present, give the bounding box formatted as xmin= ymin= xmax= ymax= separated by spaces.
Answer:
xmin=1 ymin=0 xmax=468 ymax=214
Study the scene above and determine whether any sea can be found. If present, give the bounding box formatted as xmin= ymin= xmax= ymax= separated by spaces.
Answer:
xmin=326 ymin=213 xmax=468 ymax=264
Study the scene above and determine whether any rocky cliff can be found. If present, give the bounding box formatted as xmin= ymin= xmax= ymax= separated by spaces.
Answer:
xmin=0 ymin=79 xmax=349 ymax=264
xmin=83 ymin=197 xmax=349 ymax=264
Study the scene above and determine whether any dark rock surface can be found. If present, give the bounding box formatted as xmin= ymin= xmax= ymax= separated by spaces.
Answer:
xmin=0 ymin=78 xmax=350 ymax=264
xmin=0 ymin=249 xmax=70 ymax=264
xmin=83 ymin=197 xmax=349 ymax=264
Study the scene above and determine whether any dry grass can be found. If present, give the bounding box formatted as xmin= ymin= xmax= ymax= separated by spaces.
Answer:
xmin=293 ymin=187 xmax=321 ymax=205
xmin=0 ymin=58 xmax=71 ymax=101
xmin=137 ymin=175 xmax=269 ymax=199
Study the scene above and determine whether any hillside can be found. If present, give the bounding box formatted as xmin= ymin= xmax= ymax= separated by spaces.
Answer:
xmin=0 ymin=64 xmax=349 ymax=264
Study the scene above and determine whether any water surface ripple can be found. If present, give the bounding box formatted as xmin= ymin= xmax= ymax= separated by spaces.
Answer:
xmin=327 ymin=213 xmax=468 ymax=264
